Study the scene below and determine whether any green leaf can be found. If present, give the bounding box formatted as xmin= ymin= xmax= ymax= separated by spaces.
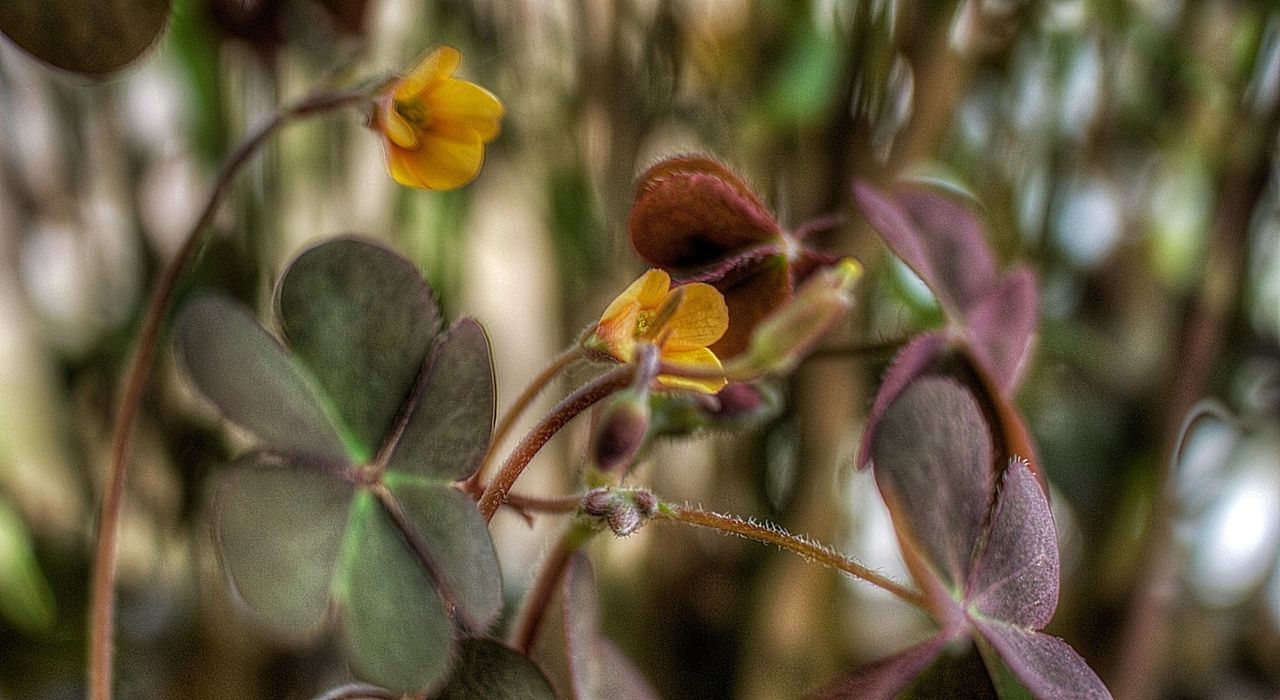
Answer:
xmin=436 ymin=639 xmax=557 ymax=700
xmin=0 ymin=500 xmax=56 ymax=633
xmin=277 ymin=237 xmax=441 ymax=461
xmin=386 ymin=318 xmax=495 ymax=481
xmin=174 ymin=295 xmax=349 ymax=463
xmin=339 ymin=491 xmax=453 ymax=693
xmin=0 ymin=0 xmax=170 ymax=76
xmin=215 ymin=458 xmax=354 ymax=637
xmin=383 ymin=477 xmax=502 ymax=631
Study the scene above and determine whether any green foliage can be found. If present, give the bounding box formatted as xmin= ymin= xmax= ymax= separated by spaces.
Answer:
xmin=175 ymin=238 xmax=500 ymax=692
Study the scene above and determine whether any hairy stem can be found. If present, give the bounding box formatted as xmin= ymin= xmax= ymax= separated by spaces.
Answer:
xmin=510 ymin=520 xmax=596 ymax=654
xmin=88 ymin=89 xmax=371 ymax=700
xmin=655 ymin=503 xmax=926 ymax=610
xmin=478 ymin=366 xmax=632 ymax=522
xmin=465 ymin=345 xmax=581 ymax=493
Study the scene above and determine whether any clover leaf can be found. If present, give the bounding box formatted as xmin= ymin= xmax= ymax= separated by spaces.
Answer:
xmin=0 ymin=0 xmax=170 ymax=76
xmin=825 ymin=377 xmax=1109 ymax=699
xmin=174 ymin=237 xmax=500 ymax=693
xmin=853 ymin=182 xmax=1042 ymax=489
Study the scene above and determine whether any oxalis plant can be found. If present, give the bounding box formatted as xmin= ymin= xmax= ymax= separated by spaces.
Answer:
xmin=61 ymin=38 xmax=1117 ymax=700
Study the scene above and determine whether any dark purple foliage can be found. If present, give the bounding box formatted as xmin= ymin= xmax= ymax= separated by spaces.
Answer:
xmin=853 ymin=180 xmax=1043 ymax=486
xmin=835 ymin=378 xmax=1110 ymax=699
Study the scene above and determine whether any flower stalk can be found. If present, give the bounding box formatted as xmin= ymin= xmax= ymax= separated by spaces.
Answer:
xmin=89 ymin=89 xmax=371 ymax=700
xmin=655 ymin=502 xmax=926 ymax=610
xmin=478 ymin=366 xmax=633 ymax=522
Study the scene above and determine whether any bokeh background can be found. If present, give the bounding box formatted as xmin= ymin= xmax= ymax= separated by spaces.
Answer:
xmin=2 ymin=1 xmax=1280 ymax=698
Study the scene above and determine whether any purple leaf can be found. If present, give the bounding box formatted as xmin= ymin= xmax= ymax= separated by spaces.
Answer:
xmin=966 ymin=458 xmax=1058 ymax=629
xmin=810 ymin=632 xmax=951 ymax=700
xmin=971 ymin=621 xmax=1111 ymax=700
xmin=853 ymin=182 xmax=997 ymax=318
xmin=534 ymin=552 xmax=658 ymax=700
xmin=965 ymin=267 xmax=1038 ymax=395
xmin=871 ymin=377 xmax=995 ymax=614
xmin=856 ymin=332 xmax=948 ymax=470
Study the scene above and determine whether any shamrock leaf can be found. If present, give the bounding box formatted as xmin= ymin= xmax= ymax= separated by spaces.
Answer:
xmin=829 ymin=377 xmax=1109 ymax=699
xmin=175 ymin=237 xmax=499 ymax=693
xmin=852 ymin=181 xmax=1038 ymax=393
xmin=853 ymin=182 xmax=1041 ymax=488
xmin=0 ymin=0 xmax=170 ymax=76
xmin=315 ymin=638 xmax=557 ymax=700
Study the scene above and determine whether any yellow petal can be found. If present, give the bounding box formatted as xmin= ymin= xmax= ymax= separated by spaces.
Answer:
xmin=380 ymin=103 xmax=420 ymax=150
xmin=392 ymin=130 xmax=485 ymax=191
xmin=395 ymin=46 xmax=461 ymax=102
xmin=631 ymin=269 xmax=671 ymax=310
xmin=662 ymin=282 xmax=728 ymax=352
xmin=591 ymin=303 xmax=639 ymax=363
xmin=385 ymin=144 xmax=428 ymax=189
xmin=600 ymin=269 xmax=670 ymax=325
xmin=427 ymin=79 xmax=504 ymax=142
xmin=657 ymin=347 xmax=726 ymax=394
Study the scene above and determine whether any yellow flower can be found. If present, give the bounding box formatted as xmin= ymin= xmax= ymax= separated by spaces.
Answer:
xmin=374 ymin=46 xmax=503 ymax=190
xmin=587 ymin=269 xmax=729 ymax=394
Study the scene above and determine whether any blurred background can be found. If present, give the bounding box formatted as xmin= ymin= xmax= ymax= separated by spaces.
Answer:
xmin=2 ymin=0 xmax=1280 ymax=697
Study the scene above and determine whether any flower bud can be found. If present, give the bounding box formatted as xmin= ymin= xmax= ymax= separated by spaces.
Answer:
xmin=729 ymin=258 xmax=862 ymax=377
xmin=589 ymin=388 xmax=652 ymax=473
xmin=580 ymin=487 xmax=659 ymax=537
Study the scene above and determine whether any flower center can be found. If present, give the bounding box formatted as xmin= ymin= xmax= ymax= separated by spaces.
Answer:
xmin=395 ymin=99 xmax=430 ymax=130
xmin=635 ymin=310 xmax=655 ymax=338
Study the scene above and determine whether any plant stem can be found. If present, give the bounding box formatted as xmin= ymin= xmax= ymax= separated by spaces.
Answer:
xmin=655 ymin=503 xmax=926 ymax=610
xmin=88 ymin=89 xmax=371 ymax=700
xmin=478 ymin=366 xmax=632 ymax=522
xmin=465 ymin=345 xmax=581 ymax=493
xmin=509 ymin=520 xmax=596 ymax=654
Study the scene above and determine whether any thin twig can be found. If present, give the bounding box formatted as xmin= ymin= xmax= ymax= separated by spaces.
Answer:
xmin=478 ymin=366 xmax=632 ymax=522
xmin=509 ymin=520 xmax=596 ymax=654
xmin=88 ymin=89 xmax=371 ymax=700
xmin=464 ymin=345 xmax=581 ymax=494
xmin=655 ymin=503 xmax=927 ymax=610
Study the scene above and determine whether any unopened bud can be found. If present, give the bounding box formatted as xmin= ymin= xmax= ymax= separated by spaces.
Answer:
xmin=730 ymin=258 xmax=862 ymax=377
xmin=708 ymin=381 xmax=778 ymax=422
xmin=580 ymin=487 xmax=659 ymax=537
xmin=589 ymin=388 xmax=652 ymax=473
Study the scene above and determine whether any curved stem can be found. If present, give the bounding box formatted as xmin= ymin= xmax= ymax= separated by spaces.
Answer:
xmin=465 ymin=345 xmax=581 ymax=493
xmin=478 ymin=366 xmax=632 ymax=522
xmin=655 ymin=503 xmax=926 ymax=610
xmin=510 ymin=520 xmax=596 ymax=654
xmin=88 ymin=89 xmax=371 ymax=700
